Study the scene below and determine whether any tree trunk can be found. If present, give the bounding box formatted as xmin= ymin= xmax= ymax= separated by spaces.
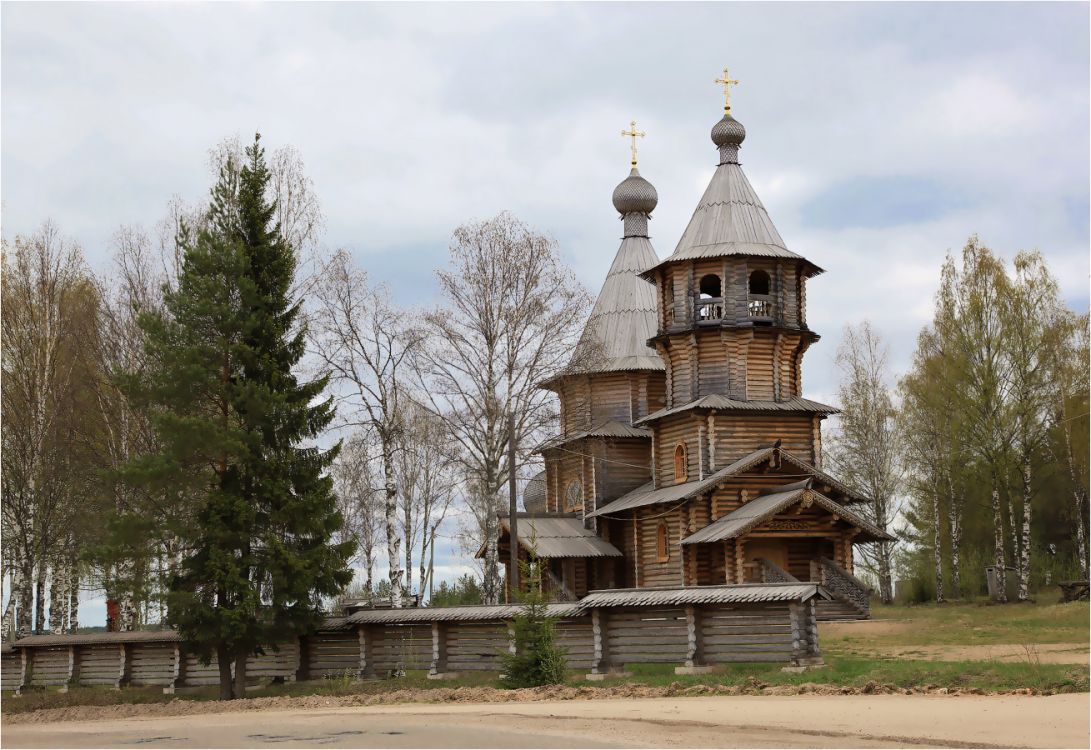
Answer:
xmin=877 ymin=541 xmax=893 ymax=604
xmin=34 ymin=562 xmax=47 ymax=632
xmin=233 ymin=651 xmax=247 ymax=698
xmin=1019 ymin=460 xmax=1032 ymax=601
xmin=68 ymin=558 xmax=79 ymax=633
xmin=382 ymin=439 xmax=402 ymax=608
xmin=932 ymin=488 xmax=944 ymax=603
xmin=3 ymin=557 xmax=20 ymax=639
xmin=992 ymin=488 xmax=1008 ymax=603
xmin=216 ymin=643 xmax=234 ymax=701
xmin=483 ymin=488 xmax=501 ymax=605
xmin=17 ymin=557 xmax=34 ymax=635
xmin=48 ymin=558 xmax=66 ymax=633
xmin=1006 ymin=489 xmax=1020 ymax=581
xmin=1063 ymin=427 xmax=1089 ymax=580
xmin=1074 ymin=486 xmax=1089 ymax=582
xmin=947 ymin=477 xmax=963 ymax=597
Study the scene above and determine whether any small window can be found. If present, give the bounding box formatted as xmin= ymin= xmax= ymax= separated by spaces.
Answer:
xmin=656 ymin=521 xmax=670 ymax=562
xmin=699 ymin=274 xmax=721 ymax=298
xmin=565 ymin=481 xmax=583 ymax=511
xmin=748 ymin=269 xmax=770 ymax=295
xmin=673 ymin=442 xmax=688 ymax=483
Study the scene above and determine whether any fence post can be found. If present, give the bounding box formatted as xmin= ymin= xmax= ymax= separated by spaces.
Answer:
xmin=164 ymin=644 xmax=183 ymax=694
xmin=428 ymin=621 xmax=458 ymax=680
xmin=17 ymin=647 xmax=32 ymax=694
xmin=61 ymin=645 xmax=79 ymax=693
xmin=116 ymin=643 xmax=132 ymax=690
xmin=585 ymin=608 xmax=630 ymax=680
xmin=357 ymin=624 xmax=375 ymax=680
xmin=675 ymin=605 xmax=716 ymax=675
xmin=783 ymin=598 xmax=824 ymax=672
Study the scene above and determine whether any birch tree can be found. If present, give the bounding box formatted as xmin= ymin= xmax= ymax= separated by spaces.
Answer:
xmin=310 ymin=250 xmax=423 ymax=607
xmin=416 ymin=213 xmax=591 ymax=603
xmin=332 ymin=431 xmax=384 ymax=596
xmin=828 ymin=321 xmax=901 ymax=603
xmin=1004 ymin=251 xmax=1064 ymax=600
xmin=1 ymin=223 xmax=97 ymax=634
xmin=935 ymin=238 xmax=1016 ymax=602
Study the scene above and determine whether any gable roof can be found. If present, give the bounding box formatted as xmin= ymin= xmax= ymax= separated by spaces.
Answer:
xmin=681 ymin=481 xmax=893 ymax=545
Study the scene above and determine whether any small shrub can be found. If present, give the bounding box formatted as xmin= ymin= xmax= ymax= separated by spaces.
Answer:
xmin=499 ymin=559 xmax=568 ymax=688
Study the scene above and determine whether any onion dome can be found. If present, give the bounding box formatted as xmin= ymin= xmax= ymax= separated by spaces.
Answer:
xmin=612 ymin=168 xmax=659 ymax=217
xmin=712 ymin=114 xmax=746 ymax=165
xmin=522 ymin=470 xmax=547 ymax=513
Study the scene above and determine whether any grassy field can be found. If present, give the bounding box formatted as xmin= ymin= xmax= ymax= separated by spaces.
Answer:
xmin=3 ymin=596 xmax=1087 ymax=715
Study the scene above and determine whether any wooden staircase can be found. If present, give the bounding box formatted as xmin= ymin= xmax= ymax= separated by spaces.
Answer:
xmin=756 ymin=557 xmax=870 ymax=621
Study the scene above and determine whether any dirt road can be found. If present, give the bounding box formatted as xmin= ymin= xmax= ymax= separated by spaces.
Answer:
xmin=3 ymin=694 xmax=1088 ymax=749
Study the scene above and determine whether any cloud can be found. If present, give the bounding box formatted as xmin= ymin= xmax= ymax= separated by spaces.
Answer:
xmin=3 ymin=2 xmax=1087 ymax=625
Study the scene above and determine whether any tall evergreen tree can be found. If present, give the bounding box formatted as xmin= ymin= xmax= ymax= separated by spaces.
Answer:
xmin=119 ymin=134 xmax=352 ymax=699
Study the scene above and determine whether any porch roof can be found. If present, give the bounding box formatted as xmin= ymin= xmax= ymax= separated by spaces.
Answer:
xmin=579 ymin=582 xmax=828 ymax=608
xmin=492 ymin=515 xmax=624 ymax=559
xmin=587 ymin=445 xmax=776 ymax=518
xmin=681 ymin=480 xmax=894 ymax=545
xmin=634 ymin=394 xmax=838 ymax=426
xmin=536 ymin=420 xmax=651 ymax=451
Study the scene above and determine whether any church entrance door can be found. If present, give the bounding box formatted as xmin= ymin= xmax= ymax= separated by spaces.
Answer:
xmin=745 ymin=540 xmax=790 ymax=582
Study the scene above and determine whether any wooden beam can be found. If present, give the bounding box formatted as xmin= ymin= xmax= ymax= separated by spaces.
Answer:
xmin=357 ymin=624 xmax=374 ymax=680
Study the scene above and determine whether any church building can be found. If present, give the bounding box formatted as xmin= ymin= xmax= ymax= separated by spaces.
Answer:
xmin=490 ymin=73 xmax=893 ymax=619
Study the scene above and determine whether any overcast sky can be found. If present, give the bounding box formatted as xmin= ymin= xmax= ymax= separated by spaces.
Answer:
xmin=3 ymin=2 xmax=1088 ymax=624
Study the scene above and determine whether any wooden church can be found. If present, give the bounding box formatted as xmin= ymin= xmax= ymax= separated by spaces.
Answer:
xmin=490 ymin=74 xmax=892 ymax=619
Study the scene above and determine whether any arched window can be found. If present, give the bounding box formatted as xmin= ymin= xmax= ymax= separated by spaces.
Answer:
xmin=699 ymin=274 xmax=721 ymax=298
xmin=673 ymin=442 xmax=688 ymax=483
xmin=748 ymin=269 xmax=770 ymax=295
xmin=565 ymin=481 xmax=583 ymax=511
xmin=656 ymin=521 xmax=670 ymax=562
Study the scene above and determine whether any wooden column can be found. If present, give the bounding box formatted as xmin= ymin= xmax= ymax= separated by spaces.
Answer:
xmin=166 ymin=644 xmax=184 ymax=694
xmin=293 ymin=636 xmax=308 ymax=683
xmin=707 ymin=415 xmax=716 ymax=472
xmin=675 ymin=605 xmax=715 ymax=674
xmin=723 ymin=540 xmax=734 ymax=584
xmin=116 ymin=643 xmax=132 ymax=690
xmin=357 ymin=624 xmax=375 ymax=680
xmin=18 ymin=646 xmax=32 ymax=694
xmin=428 ymin=621 xmax=457 ymax=680
xmin=785 ymin=599 xmax=823 ymax=670
xmin=61 ymin=645 xmax=79 ymax=692
xmin=735 ymin=538 xmax=747 ymax=583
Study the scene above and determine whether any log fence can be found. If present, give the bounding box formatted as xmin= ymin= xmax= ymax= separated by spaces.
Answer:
xmin=3 ymin=584 xmax=827 ymax=693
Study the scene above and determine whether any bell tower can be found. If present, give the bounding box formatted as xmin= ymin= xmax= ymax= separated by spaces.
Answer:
xmin=637 ymin=75 xmax=832 ymax=484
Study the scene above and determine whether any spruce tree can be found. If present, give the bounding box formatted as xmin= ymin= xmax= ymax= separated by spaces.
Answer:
xmin=120 ymin=134 xmax=352 ymax=699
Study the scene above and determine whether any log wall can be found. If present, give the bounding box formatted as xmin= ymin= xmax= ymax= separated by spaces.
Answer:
xmin=6 ymin=596 xmax=824 ymax=691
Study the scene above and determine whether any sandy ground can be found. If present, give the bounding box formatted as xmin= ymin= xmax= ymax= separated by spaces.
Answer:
xmin=2 ymin=694 xmax=1088 ymax=749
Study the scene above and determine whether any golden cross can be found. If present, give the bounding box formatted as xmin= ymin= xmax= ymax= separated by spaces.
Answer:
xmin=620 ymin=120 xmax=646 ymax=167
xmin=714 ymin=67 xmax=740 ymax=114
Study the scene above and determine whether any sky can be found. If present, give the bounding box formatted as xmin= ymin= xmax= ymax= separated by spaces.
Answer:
xmin=3 ymin=2 xmax=1089 ymax=625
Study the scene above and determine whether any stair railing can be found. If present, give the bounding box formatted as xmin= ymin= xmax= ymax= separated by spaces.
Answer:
xmin=816 ymin=557 xmax=870 ymax=616
xmin=755 ymin=557 xmax=799 ymax=584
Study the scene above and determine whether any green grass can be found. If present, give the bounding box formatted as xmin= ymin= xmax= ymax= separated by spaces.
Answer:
xmin=820 ymin=597 xmax=1090 ymax=654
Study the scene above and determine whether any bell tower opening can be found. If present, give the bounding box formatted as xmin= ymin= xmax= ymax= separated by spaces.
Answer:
xmin=697 ymin=274 xmax=723 ymax=322
xmin=748 ymin=269 xmax=772 ymax=321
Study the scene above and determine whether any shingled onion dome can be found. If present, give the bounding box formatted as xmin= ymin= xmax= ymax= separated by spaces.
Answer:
xmin=612 ymin=167 xmax=658 ymax=238
xmin=711 ymin=113 xmax=746 ymax=165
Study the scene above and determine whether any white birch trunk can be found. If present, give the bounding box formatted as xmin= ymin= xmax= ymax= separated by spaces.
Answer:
xmin=382 ymin=442 xmax=402 ymax=608
xmin=947 ymin=476 xmax=963 ymax=597
xmin=1019 ymin=460 xmax=1032 ymax=601
xmin=992 ymin=488 xmax=1008 ymax=603
xmin=932 ymin=488 xmax=944 ymax=603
